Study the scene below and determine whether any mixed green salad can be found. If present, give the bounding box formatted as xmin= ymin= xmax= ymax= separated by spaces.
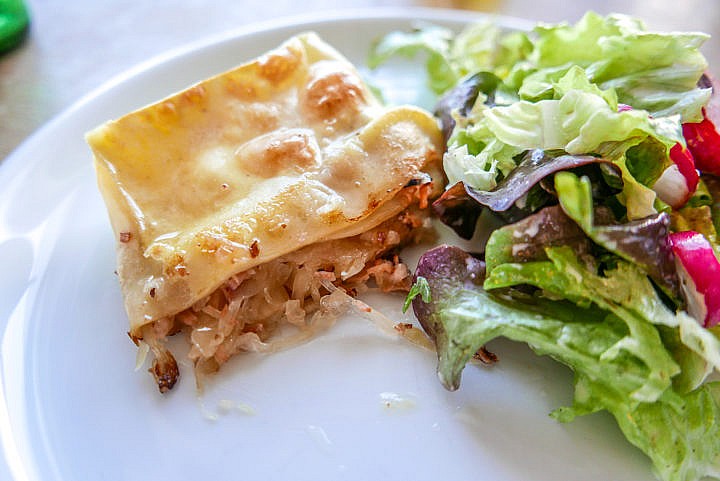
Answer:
xmin=370 ymin=12 xmax=720 ymax=481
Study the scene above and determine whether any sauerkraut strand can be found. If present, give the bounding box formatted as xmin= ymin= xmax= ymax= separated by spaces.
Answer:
xmin=138 ymin=204 xmax=435 ymax=392
xmin=318 ymin=277 xmax=436 ymax=352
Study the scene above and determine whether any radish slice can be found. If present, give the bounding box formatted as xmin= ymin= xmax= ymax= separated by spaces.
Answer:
xmin=682 ymin=110 xmax=720 ymax=176
xmin=683 ymin=72 xmax=720 ymax=176
xmin=668 ymin=231 xmax=720 ymax=327
xmin=669 ymin=143 xmax=699 ymax=193
xmin=652 ymin=143 xmax=698 ymax=209
xmin=619 ymin=101 xmax=700 ymax=209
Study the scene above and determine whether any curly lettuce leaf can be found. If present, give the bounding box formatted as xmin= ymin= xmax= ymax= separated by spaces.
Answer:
xmin=449 ymin=67 xmax=682 ymax=210
xmin=483 ymin=204 xmax=592 ymax=271
xmin=554 ymin=171 xmax=678 ymax=297
xmin=413 ymin=245 xmax=676 ymax=403
xmin=367 ymin=24 xmax=458 ymax=93
xmin=433 ymin=151 xmax=618 ymax=239
xmin=612 ymin=154 xmax=661 ymax=219
xmin=465 ymin=150 xmax=608 ymax=211
xmin=471 ymin=71 xmax=679 ymax=156
xmin=516 ymin=12 xmax=710 ymax=121
xmin=555 ymin=377 xmax=720 ymax=481
xmin=484 ymin=247 xmax=681 ymax=402
xmin=613 ymin=382 xmax=720 ymax=481
xmin=435 ymin=71 xmax=506 ymax=143
xmin=413 ymin=244 xmax=720 ymax=480
xmin=485 ymin=246 xmax=720 ymax=381
xmin=451 ymin=22 xmax=533 ymax=81
xmin=371 ymin=13 xmax=709 ymax=120
xmin=371 ymin=14 xmax=708 ymax=228
xmin=368 ymin=21 xmax=532 ymax=95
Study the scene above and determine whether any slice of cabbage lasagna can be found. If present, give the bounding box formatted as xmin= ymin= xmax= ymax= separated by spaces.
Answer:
xmin=87 ymin=33 xmax=444 ymax=392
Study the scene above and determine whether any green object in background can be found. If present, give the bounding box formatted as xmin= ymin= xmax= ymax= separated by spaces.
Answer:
xmin=0 ymin=0 xmax=29 ymax=54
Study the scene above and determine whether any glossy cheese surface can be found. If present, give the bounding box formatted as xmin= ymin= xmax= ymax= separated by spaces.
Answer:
xmin=87 ymin=33 xmax=443 ymax=332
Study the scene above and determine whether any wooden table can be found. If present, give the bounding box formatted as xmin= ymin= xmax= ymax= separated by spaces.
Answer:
xmin=1 ymin=0 xmax=718 ymax=162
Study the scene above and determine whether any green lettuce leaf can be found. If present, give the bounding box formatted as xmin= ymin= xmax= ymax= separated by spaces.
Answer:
xmin=449 ymin=67 xmax=681 ymax=216
xmin=413 ymin=245 xmax=720 ymax=480
xmin=485 ymin=246 xmax=720 ymax=378
xmin=612 ymin=154 xmax=660 ymax=219
xmin=484 ymin=247 xmax=681 ymax=402
xmin=367 ymin=24 xmax=458 ymax=94
xmin=476 ymin=84 xmax=661 ymax=156
xmin=371 ymin=13 xmax=709 ymax=120
xmin=483 ymin=204 xmax=593 ymax=273
xmin=449 ymin=22 xmax=532 ymax=82
xmin=554 ymin=171 xmax=678 ymax=297
xmin=414 ymin=246 xmax=676 ymax=401
xmin=515 ymin=12 xmax=710 ymax=121
xmin=555 ymin=377 xmax=720 ymax=481
xmin=614 ymin=382 xmax=720 ymax=481
xmin=368 ymin=21 xmax=532 ymax=94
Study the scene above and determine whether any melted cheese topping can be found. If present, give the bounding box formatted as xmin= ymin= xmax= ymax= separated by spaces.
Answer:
xmin=87 ymin=33 xmax=443 ymax=333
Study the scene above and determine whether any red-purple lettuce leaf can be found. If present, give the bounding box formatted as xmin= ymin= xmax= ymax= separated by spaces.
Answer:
xmin=555 ymin=171 xmax=679 ymax=299
xmin=483 ymin=205 xmax=594 ymax=272
xmin=433 ymin=150 xmax=619 ymax=239
xmin=435 ymin=71 xmax=502 ymax=144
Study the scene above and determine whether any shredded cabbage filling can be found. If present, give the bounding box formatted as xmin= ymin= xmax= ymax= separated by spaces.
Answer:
xmin=137 ymin=204 xmax=434 ymax=392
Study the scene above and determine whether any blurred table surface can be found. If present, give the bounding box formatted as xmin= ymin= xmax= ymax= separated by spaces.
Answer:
xmin=2 ymin=0 xmax=719 ymax=163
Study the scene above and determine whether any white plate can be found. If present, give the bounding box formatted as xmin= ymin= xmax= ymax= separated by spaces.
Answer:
xmin=0 ymin=8 xmax=656 ymax=481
